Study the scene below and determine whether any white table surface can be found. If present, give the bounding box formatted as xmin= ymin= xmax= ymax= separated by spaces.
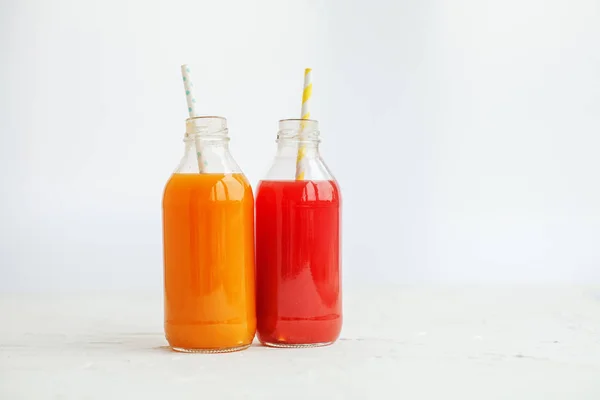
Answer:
xmin=1 ymin=286 xmax=599 ymax=399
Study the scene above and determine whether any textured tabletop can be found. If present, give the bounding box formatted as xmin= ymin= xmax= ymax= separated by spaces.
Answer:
xmin=1 ymin=286 xmax=599 ymax=399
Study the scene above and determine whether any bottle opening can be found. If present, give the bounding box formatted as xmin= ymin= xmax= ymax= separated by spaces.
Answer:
xmin=186 ymin=116 xmax=228 ymax=138
xmin=278 ymin=119 xmax=319 ymax=141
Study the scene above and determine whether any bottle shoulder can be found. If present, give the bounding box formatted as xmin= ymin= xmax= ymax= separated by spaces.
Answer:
xmin=257 ymin=179 xmax=340 ymax=204
xmin=174 ymin=142 xmax=243 ymax=174
xmin=164 ymin=173 xmax=253 ymax=204
xmin=263 ymin=153 xmax=336 ymax=182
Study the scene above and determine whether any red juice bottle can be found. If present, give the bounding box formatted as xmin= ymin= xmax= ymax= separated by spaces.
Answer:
xmin=256 ymin=119 xmax=342 ymax=347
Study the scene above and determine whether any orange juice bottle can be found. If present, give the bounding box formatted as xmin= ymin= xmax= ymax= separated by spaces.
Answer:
xmin=163 ymin=116 xmax=256 ymax=353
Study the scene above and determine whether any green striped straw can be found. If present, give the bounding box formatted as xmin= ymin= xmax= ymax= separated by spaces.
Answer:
xmin=181 ymin=64 xmax=206 ymax=173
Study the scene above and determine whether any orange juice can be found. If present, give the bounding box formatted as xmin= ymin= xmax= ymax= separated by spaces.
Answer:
xmin=162 ymin=173 xmax=256 ymax=352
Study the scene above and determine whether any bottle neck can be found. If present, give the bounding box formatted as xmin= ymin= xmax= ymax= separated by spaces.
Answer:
xmin=175 ymin=116 xmax=241 ymax=174
xmin=276 ymin=119 xmax=321 ymax=159
xmin=262 ymin=119 xmax=334 ymax=181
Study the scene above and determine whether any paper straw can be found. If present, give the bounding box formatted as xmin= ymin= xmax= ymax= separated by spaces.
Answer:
xmin=181 ymin=64 xmax=207 ymax=173
xmin=295 ymin=68 xmax=312 ymax=180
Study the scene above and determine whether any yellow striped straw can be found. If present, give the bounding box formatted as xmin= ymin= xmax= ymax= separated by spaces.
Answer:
xmin=295 ymin=68 xmax=312 ymax=180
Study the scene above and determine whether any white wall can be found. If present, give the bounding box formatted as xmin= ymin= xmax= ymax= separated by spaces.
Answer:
xmin=1 ymin=0 xmax=599 ymax=291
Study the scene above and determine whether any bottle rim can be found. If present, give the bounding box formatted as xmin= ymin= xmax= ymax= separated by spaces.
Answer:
xmin=187 ymin=115 xmax=226 ymax=122
xmin=278 ymin=118 xmax=318 ymax=123
xmin=185 ymin=116 xmax=228 ymax=140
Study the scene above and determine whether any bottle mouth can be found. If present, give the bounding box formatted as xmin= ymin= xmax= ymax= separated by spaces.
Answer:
xmin=188 ymin=116 xmax=226 ymax=120
xmin=183 ymin=116 xmax=229 ymax=141
xmin=277 ymin=119 xmax=319 ymax=141
xmin=185 ymin=116 xmax=228 ymax=138
xmin=279 ymin=118 xmax=317 ymax=122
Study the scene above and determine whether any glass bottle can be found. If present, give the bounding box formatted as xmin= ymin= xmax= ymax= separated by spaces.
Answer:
xmin=162 ymin=116 xmax=256 ymax=353
xmin=256 ymin=119 xmax=342 ymax=347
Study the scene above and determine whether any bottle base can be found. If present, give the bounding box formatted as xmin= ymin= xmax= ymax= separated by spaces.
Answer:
xmin=262 ymin=341 xmax=335 ymax=349
xmin=171 ymin=343 xmax=251 ymax=354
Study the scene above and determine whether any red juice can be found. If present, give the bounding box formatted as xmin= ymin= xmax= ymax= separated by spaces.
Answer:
xmin=256 ymin=179 xmax=342 ymax=346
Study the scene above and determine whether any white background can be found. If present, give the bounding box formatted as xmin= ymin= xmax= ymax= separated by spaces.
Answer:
xmin=1 ymin=0 xmax=600 ymax=292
